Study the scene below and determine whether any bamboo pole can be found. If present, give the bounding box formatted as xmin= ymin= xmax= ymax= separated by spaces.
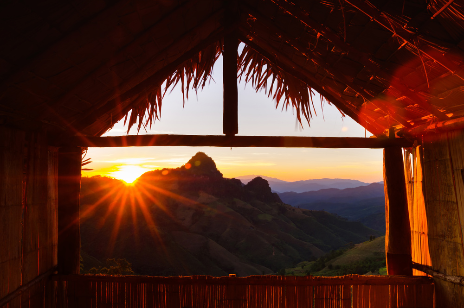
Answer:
xmin=384 ymin=145 xmax=413 ymax=275
xmin=58 ymin=147 xmax=82 ymax=275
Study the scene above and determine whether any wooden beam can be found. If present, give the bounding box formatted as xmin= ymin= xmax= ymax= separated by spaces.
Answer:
xmin=223 ymin=0 xmax=239 ymax=136
xmin=223 ymin=31 xmax=239 ymax=135
xmin=58 ymin=147 xmax=82 ymax=275
xmin=383 ymin=145 xmax=412 ymax=275
xmin=57 ymin=134 xmax=414 ymax=148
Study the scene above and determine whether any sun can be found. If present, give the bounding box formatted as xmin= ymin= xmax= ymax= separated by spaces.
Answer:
xmin=111 ymin=165 xmax=148 ymax=184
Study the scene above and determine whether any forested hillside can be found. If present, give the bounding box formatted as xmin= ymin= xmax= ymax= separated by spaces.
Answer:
xmin=80 ymin=153 xmax=379 ymax=276
xmin=279 ymin=184 xmax=385 ymax=232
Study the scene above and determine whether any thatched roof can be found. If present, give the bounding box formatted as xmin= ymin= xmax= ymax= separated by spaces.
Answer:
xmin=1 ymin=0 xmax=464 ymax=139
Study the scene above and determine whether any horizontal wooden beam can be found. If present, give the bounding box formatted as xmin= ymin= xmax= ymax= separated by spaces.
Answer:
xmin=58 ymin=134 xmax=414 ymax=148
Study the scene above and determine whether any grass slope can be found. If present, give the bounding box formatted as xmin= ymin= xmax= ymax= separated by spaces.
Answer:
xmin=284 ymin=236 xmax=386 ymax=276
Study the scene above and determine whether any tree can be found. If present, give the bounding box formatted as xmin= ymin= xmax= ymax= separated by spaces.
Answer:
xmin=88 ymin=258 xmax=135 ymax=275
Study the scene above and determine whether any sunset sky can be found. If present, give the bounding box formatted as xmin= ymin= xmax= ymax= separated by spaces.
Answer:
xmin=83 ymin=55 xmax=383 ymax=184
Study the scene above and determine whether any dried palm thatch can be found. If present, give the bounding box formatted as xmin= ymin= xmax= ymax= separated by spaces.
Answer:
xmin=124 ymin=40 xmax=223 ymax=132
xmin=124 ymin=40 xmax=340 ymax=133
xmin=238 ymin=44 xmax=330 ymax=127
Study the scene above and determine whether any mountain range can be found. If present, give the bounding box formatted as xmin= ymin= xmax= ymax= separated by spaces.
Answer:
xmin=79 ymin=152 xmax=380 ymax=277
xmin=278 ymin=184 xmax=385 ymax=232
xmin=235 ymin=175 xmax=373 ymax=193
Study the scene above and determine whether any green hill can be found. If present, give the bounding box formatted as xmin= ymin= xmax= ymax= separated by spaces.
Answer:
xmin=284 ymin=236 xmax=386 ymax=276
xmin=80 ymin=152 xmax=380 ymax=277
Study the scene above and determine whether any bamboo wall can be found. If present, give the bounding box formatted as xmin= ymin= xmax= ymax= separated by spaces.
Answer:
xmin=0 ymin=126 xmax=58 ymax=307
xmin=404 ymin=147 xmax=432 ymax=275
xmin=405 ymin=131 xmax=464 ymax=307
xmin=52 ymin=275 xmax=434 ymax=308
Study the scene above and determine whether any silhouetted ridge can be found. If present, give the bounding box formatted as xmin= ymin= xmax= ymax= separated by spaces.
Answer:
xmin=245 ymin=177 xmax=282 ymax=203
xmin=184 ymin=152 xmax=222 ymax=178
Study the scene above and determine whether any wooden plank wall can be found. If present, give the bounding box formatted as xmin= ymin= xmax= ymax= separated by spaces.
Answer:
xmin=0 ymin=126 xmax=58 ymax=307
xmin=419 ymin=131 xmax=464 ymax=307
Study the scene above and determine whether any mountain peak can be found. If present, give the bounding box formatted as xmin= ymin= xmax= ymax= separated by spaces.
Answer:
xmin=184 ymin=152 xmax=222 ymax=178
xmin=245 ymin=177 xmax=282 ymax=203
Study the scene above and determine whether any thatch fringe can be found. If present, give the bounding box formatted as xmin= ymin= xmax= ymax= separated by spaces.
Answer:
xmin=124 ymin=40 xmax=223 ymax=132
xmin=124 ymin=41 xmax=337 ymax=132
xmin=238 ymin=44 xmax=323 ymax=127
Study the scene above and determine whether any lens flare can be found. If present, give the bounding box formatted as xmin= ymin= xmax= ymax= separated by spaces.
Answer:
xmin=111 ymin=165 xmax=148 ymax=184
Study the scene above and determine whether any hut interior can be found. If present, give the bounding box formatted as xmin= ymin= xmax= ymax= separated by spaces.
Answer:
xmin=1 ymin=0 xmax=464 ymax=306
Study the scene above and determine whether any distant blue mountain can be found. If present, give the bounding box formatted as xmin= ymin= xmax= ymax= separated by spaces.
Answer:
xmin=278 ymin=183 xmax=385 ymax=232
xmin=235 ymin=175 xmax=371 ymax=193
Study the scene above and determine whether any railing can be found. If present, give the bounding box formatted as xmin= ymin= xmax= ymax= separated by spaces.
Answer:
xmin=50 ymin=275 xmax=434 ymax=308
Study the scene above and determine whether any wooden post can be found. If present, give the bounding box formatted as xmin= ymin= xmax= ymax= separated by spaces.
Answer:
xmin=222 ymin=4 xmax=238 ymax=136
xmin=383 ymin=146 xmax=413 ymax=275
xmin=58 ymin=146 xmax=82 ymax=275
